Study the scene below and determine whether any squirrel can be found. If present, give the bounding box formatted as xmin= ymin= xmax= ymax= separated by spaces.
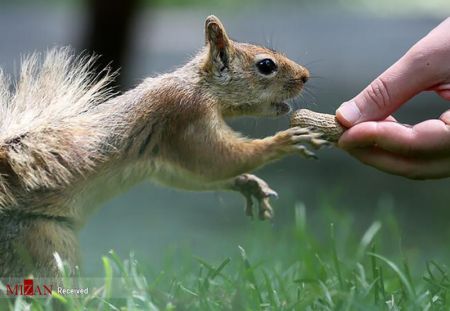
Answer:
xmin=0 ymin=16 xmax=326 ymax=277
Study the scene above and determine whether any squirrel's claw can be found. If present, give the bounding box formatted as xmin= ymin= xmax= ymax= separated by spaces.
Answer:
xmin=311 ymin=138 xmax=332 ymax=149
xmin=295 ymin=128 xmax=330 ymax=150
xmin=273 ymin=126 xmax=330 ymax=160
xmin=295 ymin=145 xmax=317 ymax=159
xmin=266 ymin=188 xmax=278 ymax=199
xmin=233 ymin=174 xmax=276 ymax=221
xmin=258 ymin=197 xmax=273 ymax=220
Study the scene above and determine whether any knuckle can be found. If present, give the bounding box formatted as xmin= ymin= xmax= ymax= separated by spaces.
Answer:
xmin=362 ymin=77 xmax=391 ymax=111
xmin=406 ymin=46 xmax=429 ymax=64
xmin=404 ymin=46 xmax=439 ymax=74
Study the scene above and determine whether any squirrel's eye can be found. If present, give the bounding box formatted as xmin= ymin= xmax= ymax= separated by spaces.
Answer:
xmin=256 ymin=58 xmax=277 ymax=75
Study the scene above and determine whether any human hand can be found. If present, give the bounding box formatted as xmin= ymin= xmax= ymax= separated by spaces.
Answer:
xmin=335 ymin=18 xmax=450 ymax=179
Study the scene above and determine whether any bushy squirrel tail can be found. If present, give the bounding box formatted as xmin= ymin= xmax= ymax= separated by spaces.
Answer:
xmin=0 ymin=47 xmax=118 ymax=207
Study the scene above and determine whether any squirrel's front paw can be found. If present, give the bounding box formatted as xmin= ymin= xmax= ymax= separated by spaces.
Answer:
xmin=273 ymin=126 xmax=330 ymax=159
xmin=233 ymin=174 xmax=277 ymax=220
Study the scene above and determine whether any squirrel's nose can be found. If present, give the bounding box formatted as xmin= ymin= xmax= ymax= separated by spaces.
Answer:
xmin=300 ymin=68 xmax=310 ymax=84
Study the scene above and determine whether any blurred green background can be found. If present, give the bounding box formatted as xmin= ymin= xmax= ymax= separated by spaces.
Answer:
xmin=0 ymin=0 xmax=449 ymax=276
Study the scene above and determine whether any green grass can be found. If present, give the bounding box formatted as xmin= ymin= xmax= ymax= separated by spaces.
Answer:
xmin=2 ymin=203 xmax=450 ymax=310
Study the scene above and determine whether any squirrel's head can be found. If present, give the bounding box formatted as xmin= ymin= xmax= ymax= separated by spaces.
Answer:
xmin=200 ymin=15 xmax=309 ymax=118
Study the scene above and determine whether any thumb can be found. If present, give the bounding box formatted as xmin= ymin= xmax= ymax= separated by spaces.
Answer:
xmin=336 ymin=52 xmax=434 ymax=128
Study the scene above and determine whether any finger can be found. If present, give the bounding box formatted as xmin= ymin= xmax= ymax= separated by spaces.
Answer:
xmin=433 ymin=83 xmax=450 ymax=100
xmin=336 ymin=57 xmax=436 ymax=127
xmin=336 ymin=22 xmax=450 ymax=127
xmin=347 ymin=147 xmax=450 ymax=180
xmin=339 ymin=119 xmax=450 ymax=157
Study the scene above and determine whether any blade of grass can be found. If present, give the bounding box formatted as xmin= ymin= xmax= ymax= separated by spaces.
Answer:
xmin=102 ymin=256 xmax=113 ymax=300
xmin=318 ymin=280 xmax=335 ymax=309
xmin=368 ymin=252 xmax=416 ymax=299
xmin=262 ymin=270 xmax=278 ymax=309
xmin=371 ymin=244 xmax=380 ymax=305
xmin=330 ymin=223 xmax=344 ymax=290
xmin=377 ymin=266 xmax=387 ymax=303
xmin=357 ymin=222 xmax=381 ymax=260
xmin=238 ymin=245 xmax=263 ymax=304
xmin=403 ymin=257 xmax=416 ymax=297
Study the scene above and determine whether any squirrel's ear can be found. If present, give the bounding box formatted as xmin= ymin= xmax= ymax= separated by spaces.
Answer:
xmin=204 ymin=15 xmax=233 ymax=70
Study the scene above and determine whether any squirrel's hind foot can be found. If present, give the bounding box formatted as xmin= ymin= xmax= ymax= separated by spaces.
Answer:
xmin=233 ymin=174 xmax=277 ymax=220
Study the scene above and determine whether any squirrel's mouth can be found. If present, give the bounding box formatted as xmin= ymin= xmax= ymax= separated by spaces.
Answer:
xmin=272 ymin=101 xmax=292 ymax=116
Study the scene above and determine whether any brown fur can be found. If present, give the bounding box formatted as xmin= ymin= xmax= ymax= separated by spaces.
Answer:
xmin=0 ymin=16 xmax=326 ymax=277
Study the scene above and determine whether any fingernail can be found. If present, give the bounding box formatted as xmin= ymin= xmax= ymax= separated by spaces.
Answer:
xmin=336 ymin=100 xmax=361 ymax=126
